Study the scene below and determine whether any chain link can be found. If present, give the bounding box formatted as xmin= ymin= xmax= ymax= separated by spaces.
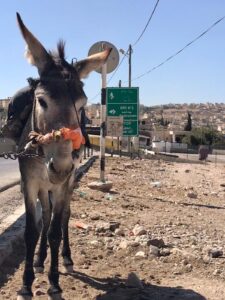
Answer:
xmin=0 ymin=151 xmax=44 ymax=160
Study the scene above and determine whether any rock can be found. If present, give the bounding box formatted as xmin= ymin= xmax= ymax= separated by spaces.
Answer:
xmin=105 ymin=193 xmax=114 ymax=201
xmin=187 ymin=192 xmax=198 ymax=199
xmin=130 ymin=241 xmax=140 ymax=247
xmin=213 ymin=269 xmax=221 ymax=276
xmin=150 ymin=181 xmax=161 ymax=188
xmin=149 ymin=245 xmax=160 ymax=257
xmin=160 ymin=248 xmax=171 ymax=256
xmin=211 ymin=192 xmax=218 ymax=196
xmin=184 ymin=263 xmax=193 ymax=272
xmin=89 ymin=240 xmax=101 ymax=247
xmin=90 ymin=214 xmax=101 ymax=220
xmin=109 ymin=221 xmax=120 ymax=231
xmin=135 ymin=251 xmax=146 ymax=258
xmin=203 ymin=255 xmax=211 ymax=264
xmin=118 ymin=240 xmax=129 ymax=250
xmin=88 ymin=181 xmax=113 ymax=192
xmin=95 ymin=222 xmax=110 ymax=232
xmin=185 ymin=169 xmax=191 ymax=173
xmin=132 ymin=224 xmax=147 ymax=236
xmin=115 ymin=228 xmax=125 ymax=236
xmin=125 ymin=272 xmax=144 ymax=289
xmin=208 ymin=249 xmax=223 ymax=258
xmin=147 ymin=238 xmax=165 ymax=248
xmin=124 ymin=163 xmax=133 ymax=169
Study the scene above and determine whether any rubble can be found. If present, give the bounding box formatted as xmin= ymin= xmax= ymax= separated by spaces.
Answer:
xmin=2 ymin=156 xmax=225 ymax=299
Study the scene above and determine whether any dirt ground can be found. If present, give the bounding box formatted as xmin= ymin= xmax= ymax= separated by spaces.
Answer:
xmin=1 ymin=155 xmax=225 ymax=300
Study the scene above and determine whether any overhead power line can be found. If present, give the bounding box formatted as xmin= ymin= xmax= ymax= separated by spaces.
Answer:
xmin=89 ymin=0 xmax=160 ymax=102
xmin=132 ymin=15 xmax=225 ymax=82
xmin=107 ymin=51 xmax=128 ymax=84
xmin=88 ymin=50 xmax=129 ymax=103
xmin=88 ymin=52 xmax=128 ymax=103
xmin=132 ymin=0 xmax=160 ymax=47
xmin=108 ymin=0 xmax=160 ymax=85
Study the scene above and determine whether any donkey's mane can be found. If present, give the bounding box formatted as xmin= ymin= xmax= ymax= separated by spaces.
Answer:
xmin=49 ymin=40 xmax=67 ymax=64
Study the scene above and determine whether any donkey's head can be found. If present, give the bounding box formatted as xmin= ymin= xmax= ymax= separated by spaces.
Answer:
xmin=17 ymin=13 xmax=110 ymax=134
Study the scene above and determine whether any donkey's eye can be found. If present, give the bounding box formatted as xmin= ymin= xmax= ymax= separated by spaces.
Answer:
xmin=38 ymin=98 xmax=48 ymax=109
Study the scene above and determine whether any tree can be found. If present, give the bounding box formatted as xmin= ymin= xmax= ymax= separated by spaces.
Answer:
xmin=184 ymin=112 xmax=192 ymax=131
xmin=181 ymin=127 xmax=225 ymax=146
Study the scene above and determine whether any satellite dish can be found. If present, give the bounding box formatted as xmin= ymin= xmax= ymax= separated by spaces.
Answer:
xmin=88 ymin=41 xmax=120 ymax=74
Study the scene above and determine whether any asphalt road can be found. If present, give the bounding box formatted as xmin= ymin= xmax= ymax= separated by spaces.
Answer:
xmin=0 ymin=158 xmax=20 ymax=189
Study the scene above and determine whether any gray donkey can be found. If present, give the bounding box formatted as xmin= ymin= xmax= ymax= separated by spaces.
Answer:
xmin=15 ymin=13 xmax=111 ymax=300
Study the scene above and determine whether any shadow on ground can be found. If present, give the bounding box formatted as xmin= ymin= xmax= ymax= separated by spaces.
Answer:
xmin=63 ymin=271 xmax=206 ymax=300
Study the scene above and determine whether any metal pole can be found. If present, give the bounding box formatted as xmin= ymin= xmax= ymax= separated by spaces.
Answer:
xmin=91 ymin=137 xmax=93 ymax=156
xmin=111 ymin=136 xmax=114 ymax=157
xmin=100 ymin=56 xmax=107 ymax=182
xmin=128 ymin=44 xmax=132 ymax=155
xmin=128 ymin=45 xmax=132 ymax=88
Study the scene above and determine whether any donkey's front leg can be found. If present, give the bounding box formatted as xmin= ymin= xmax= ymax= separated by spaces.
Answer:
xmin=17 ymin=190 xmax=40 ymax=300
xmin=34 ymin=190 xmax=51 ymax=273
xmin=47 ymin=209 xmax=63 ymax=300
xmin=61 ymin=204 xmax=74 ymax=273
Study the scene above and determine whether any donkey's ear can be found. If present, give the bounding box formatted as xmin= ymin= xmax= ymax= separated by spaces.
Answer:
xmin=74 ymin=48 xmax=112 ymax=79
xmin=16 ymin=13 xmax=52 ymax=74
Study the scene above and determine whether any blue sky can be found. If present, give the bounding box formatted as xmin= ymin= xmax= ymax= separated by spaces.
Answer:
xmin=0 ymin=0 xmax=225 ymax=106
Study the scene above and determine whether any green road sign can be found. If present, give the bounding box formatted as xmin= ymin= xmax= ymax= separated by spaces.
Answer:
xmin=106 ymin=87 xmax=139 ymax=136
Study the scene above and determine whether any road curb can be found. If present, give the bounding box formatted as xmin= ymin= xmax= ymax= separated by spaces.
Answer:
xmin=0 ymin=155 xmax=98 ymax=267
xmin=0 ymin=179 xmax=20 ymax=193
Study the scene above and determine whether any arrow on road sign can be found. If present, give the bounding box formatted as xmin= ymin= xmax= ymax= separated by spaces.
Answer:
xmin=109 ymin=109 xmax=116 ymax=115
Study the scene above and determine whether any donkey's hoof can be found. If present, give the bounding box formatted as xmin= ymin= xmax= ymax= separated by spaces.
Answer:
xmin=62 ymin=264 xmax=74 ymax=273
xmin=34 ymin=266 xmax=44 ymax=273
xmin=17 ymin=287 xmax=32 ymax=300
xmin=48 ymin=286 xmax=62 ymax=300
xmin=48 ymin=293 xmax=62 ymax=300
xmin=17 ymin=296 xmax=32 ymax=300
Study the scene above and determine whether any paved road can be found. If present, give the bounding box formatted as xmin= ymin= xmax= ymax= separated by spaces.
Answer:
xmin=176 ymin=153 xmax=225 ymax=164
xmin=0 ymin=158 xmax=20 ymax=189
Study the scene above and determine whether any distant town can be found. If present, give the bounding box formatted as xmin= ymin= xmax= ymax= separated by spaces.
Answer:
xmin=1 ymin=97 xmax=225 ymax=150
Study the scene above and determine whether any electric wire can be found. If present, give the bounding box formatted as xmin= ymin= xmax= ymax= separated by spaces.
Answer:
xmin=131 ymin=15 xmax=225 ymax=82
xmin=132 ymin=0 xmax=160 ymax=47
xmin=107 ymin=51 xmax=128 ymax=84
xmin=89 ymin=0 xmax=160 ymax=102
xmin=88 ymin=49 xmax=128 ymax=103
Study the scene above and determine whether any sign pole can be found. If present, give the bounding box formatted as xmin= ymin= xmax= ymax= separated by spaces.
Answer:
xmin=128 ymin=44 xmax=132 ymax=156
xmin=87 ymin=40 xmax=119 ymax=192
xmin=100 ymin=54 xmax=107 ymax=182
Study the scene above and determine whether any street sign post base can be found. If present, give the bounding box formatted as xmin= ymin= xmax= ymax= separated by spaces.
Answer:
xmin=88 ymin=180 xmax=113 ymax=192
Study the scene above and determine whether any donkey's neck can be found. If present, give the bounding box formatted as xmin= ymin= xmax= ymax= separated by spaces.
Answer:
xmin=18 ymin=114 xmax=33 ymax=152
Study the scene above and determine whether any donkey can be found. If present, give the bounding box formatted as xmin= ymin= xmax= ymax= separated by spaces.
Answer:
xmin=15 ymin=13 xmax=111 ymax=300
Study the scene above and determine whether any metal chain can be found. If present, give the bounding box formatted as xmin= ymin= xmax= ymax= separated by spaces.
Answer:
xmin=0 ymin=150 xmax=43 ymax=160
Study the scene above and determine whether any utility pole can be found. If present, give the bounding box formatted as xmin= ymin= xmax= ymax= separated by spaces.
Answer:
xmin=128 ymin=44 xmax=132 ymax=88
